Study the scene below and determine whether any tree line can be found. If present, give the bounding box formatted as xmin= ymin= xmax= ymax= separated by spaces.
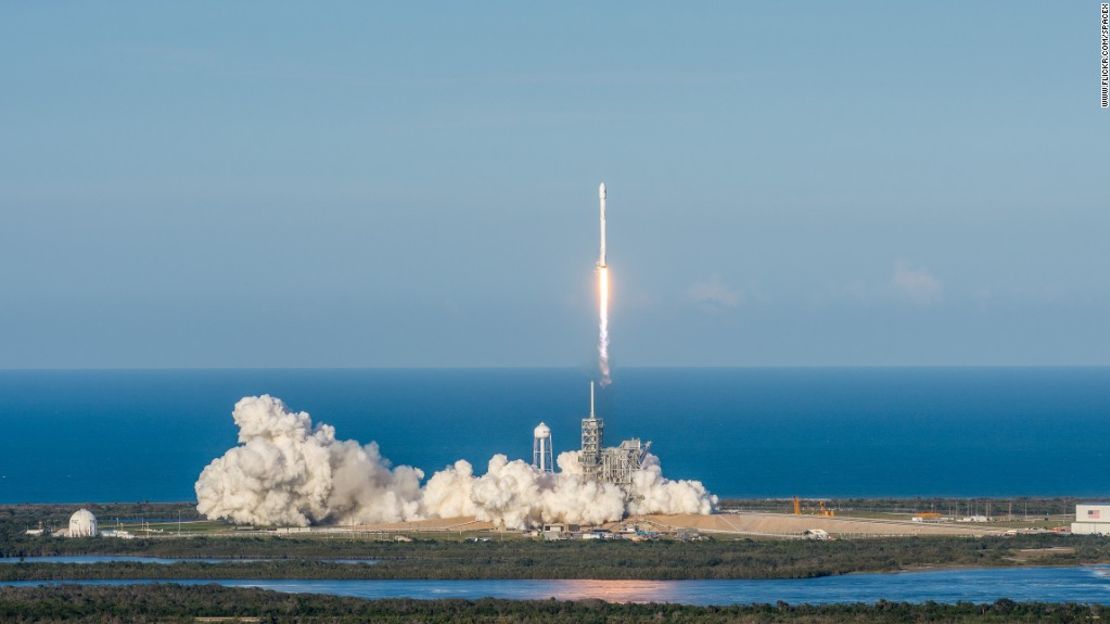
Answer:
xmin=2 ymin=534 xmax=1109 ymax=581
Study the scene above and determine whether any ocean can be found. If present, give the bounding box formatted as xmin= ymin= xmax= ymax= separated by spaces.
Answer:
xmin=1 ymin=367 xmax=1108 ymax=503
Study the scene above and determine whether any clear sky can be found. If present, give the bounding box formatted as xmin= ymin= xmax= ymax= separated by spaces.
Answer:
xmin=1 ymin=2 xmax=1107 ymax=368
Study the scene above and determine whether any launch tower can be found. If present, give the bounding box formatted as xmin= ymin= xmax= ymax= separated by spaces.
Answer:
xmin=579 ymin=382 xmax=604 ymax=480
xmin=577 ymin=382 xmax=650 ymax=487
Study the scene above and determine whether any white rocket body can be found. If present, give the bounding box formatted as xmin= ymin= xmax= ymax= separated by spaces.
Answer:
xmin=595 ymin=182 xmax=611 ymax=386
xmin=598 ymin=182 xmax=607 ymax=268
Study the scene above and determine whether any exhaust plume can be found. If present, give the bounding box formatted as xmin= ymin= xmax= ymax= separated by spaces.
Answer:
xmin=196 ymin=396 xmax=716 ymax=530
xmin=598 ymin=265 xmax=611 ymax=386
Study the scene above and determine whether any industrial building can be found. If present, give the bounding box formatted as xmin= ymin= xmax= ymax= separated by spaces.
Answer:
xmin=1071 ymin=504 xmax=1110 ymax=535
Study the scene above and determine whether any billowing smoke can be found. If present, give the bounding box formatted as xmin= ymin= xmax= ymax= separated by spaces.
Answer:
xmin=194 ymin=396 xmax=423 ymax=526
xmin=196 ymin=395 xmax=716 ymax=529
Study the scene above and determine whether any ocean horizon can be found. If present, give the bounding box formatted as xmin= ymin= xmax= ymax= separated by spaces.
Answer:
xmin=2 ymin=367 xmax=1108 ymax=504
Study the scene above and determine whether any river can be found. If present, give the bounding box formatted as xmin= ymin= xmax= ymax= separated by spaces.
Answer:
xmin=4 ymin=566 xmax=1110 ymax=604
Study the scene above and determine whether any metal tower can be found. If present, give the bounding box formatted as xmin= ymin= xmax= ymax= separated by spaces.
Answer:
xmin=579 ymin=381 xmax=604 ymax=479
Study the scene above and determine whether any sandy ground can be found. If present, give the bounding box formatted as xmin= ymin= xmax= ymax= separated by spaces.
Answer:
xmin=634 ymin=512 xmax=1004 ymax=538
xmin=350 ymin=516 xmax=495 ymax=533
xmin=344 ymin=512 xmax=1002 ymax=538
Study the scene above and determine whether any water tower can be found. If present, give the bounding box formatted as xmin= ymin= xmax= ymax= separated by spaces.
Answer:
xmin=533 ymin=422 xmax=554 ymax=473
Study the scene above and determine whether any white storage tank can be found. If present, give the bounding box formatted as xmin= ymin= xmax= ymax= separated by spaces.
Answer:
xmin=67 ymin=508 xmax=98 ymax=538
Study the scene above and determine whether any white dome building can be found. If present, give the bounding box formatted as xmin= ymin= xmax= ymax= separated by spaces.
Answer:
xmin=67 ymin=508 xmax=98 ymax=538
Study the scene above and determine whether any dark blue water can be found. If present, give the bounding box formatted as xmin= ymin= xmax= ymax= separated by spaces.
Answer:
xmin=2 ymin=368 xmax=1109 ymax=503
xmin=5 ymin=567 xmax=1110 ymax=604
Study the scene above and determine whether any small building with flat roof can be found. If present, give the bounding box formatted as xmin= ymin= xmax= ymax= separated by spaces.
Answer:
xmin=1072 ymin=504 xmax=1110 ymax=535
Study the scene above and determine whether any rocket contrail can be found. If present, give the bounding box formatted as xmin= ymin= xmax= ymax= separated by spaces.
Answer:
xmin=597 ymin=182 xmax=611 ymax=386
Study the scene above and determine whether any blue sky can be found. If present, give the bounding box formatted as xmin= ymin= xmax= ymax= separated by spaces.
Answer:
xmin=1 ymin=2 xmax=1107 ymax=368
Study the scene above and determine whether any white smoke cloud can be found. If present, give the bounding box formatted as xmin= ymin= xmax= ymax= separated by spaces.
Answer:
xmin=195 ymin=396 xmax=424 ymax=526
xmin=627 ymin=454 xmax=716 ymax=516
xmin=196 ymin=395 xmax=717 ymax=530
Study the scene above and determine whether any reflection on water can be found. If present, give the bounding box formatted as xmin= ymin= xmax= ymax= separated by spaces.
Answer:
xmin=546 ymin=580 xmax=677 ymax=603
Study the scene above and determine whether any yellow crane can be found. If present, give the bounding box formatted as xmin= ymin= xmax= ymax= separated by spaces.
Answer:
xmin=793 ymin=496 xmax=836 ymax=517
xmin=817 ymin=500 xmax=836 ymax=517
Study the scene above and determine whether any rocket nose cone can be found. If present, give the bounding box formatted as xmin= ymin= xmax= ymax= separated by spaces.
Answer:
xmin=599 ymin=182 xmax=606 ymax=198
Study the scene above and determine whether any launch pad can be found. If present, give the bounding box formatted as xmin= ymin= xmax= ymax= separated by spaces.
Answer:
xmin=577 ymin=381 xmax=650 ymax=487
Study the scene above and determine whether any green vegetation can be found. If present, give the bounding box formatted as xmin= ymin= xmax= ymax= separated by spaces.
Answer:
xmin=3 ymin=534 xmax=1110 ymax=581
xmin=5 ymin=501 xmax=1110 ymax=581
xmin=0 ymin=585 xmax=1106 ymax=623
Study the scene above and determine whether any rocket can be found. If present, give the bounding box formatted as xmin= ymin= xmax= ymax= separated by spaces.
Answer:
xmin=595 ymin=181 xmax=612 ymax=387
xmin=597 ymin=182 xmax=607 ymax=268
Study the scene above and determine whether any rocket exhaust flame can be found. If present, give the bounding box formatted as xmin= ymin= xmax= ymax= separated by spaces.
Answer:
xmin=598 ymin=266 xmax=611 ymax=386
xmin=597 ymin=182 xmax=611 ymax=386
